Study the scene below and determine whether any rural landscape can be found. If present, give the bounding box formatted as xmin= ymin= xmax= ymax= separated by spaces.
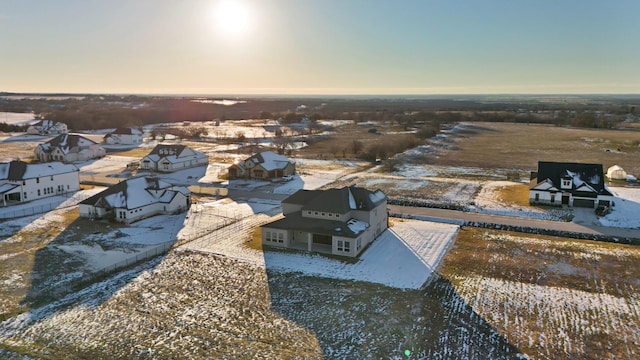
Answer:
xmin=1 ymin=93 xmax=640 ymax=359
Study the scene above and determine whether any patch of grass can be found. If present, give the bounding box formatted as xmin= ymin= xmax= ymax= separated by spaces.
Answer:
xmin=494 ymin=183 xmax=530 ymax=207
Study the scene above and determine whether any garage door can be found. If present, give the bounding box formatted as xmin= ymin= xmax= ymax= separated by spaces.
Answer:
xmin=573 ymin=199 xmax=595 ymax=208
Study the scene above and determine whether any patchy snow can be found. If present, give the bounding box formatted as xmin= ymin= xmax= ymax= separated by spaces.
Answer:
xmin=183 ymin=217 xmax=458 ymax=289
xmin=599 ymin=186 xmax=640 ymax=228
xmin=472 ymin=181 xmax=568 ymax=221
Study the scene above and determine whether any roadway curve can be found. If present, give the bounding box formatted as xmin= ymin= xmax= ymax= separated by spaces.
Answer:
xmin=388 ymin=205 xmax=640 ymax=241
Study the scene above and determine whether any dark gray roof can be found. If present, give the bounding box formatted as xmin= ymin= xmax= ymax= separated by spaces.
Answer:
xmin=262 ymin=212 xmax=361 ymax=238
xmin=148 ymin=144 xmax=187 ymax=156
xmin=534 ymin=161 xmax=613 ymax=196
xmin=283 ymin=186 xmax=386 ymax=213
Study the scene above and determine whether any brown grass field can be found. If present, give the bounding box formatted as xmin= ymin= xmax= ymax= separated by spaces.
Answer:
xmin=424 ymin=122 xmax=640 ymax=175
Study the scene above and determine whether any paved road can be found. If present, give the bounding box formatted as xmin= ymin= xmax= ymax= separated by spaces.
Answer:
xmin=388 ymin=205 xmax=640 ymax=240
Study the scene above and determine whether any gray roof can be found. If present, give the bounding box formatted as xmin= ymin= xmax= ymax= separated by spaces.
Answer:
xmin=283 ymin=186 xmax=387 ymax=214
xmin=262 ymin=212 xmax=362 ymax=238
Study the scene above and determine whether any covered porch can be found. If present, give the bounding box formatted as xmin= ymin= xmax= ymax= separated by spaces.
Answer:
xmin=289 ymin=231 xmax=333 ymax=255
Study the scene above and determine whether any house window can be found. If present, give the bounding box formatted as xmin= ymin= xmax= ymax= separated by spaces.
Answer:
xmin=266 ymin=231 xmax=271 ymax=242
xmin=50 ymin=176 xmax=54 ymax=181
xmin=321 ymin=212 xmax=325 ymax=217
xmin=357 ymin=238 xmax=362 ymax=251
xmin=535 ymin=193 xmax=539 ymax=202
xmin=337 ymin=240 xmax=344 ymax=251
xmin=344 ymin=241 xmax=350 ymax=252
xmin=278 ymin=233 xmax=284 ymax=243
xmin=22 ymin=181 xmax=26 ymax=185
xmin=37 ymin=189 xmax=41 ymax=196
xmin=314 ymin=211 xmax=318 ymax=216
xmin=24 ymin=192 xmax=27 ymax=199
xmin=306 ymin=211 xmax=312 ymax=215
xmin=36 ymin=178 xmax=40 ymax=184
xmin=550 ymin=194 xmax=555 ymax=203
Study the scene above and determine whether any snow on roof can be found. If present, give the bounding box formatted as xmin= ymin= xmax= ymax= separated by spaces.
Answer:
xmin=346 ymin=218 xmax=369 ymax=234
xmin=249 ymin=151 xmax=294 ymax=171
xmin=348 ymin=187 xmax=356 ymax=209
xmin=145 ymin=144 xmax=207 ymax=164
xmin=83 ymin=176 xmax=189 ymax=210
xmin=0 ymin=161 xmax=78 ymax=180
xmin=369 ymin=190 xmax=386 ymax=204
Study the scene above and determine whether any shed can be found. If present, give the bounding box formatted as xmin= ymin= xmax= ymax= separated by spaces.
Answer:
xmin=606 ymin=165 xmax=627 ymax=180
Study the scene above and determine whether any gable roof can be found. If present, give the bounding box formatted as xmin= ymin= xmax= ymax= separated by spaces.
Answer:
xmin=143 ymin=144 xmax=207 ymax=163
xmin=533 ymin=161 xmax=612 ymax=196
xmin=105 ymin=127 xmax=142 ymax=137
xmin=0 ymin=161 xmax=78 ymax=180
xmin=38 ymin=134 xmax=98 ymax=154
xmin=245 ymin=151 xmax=294 ymax=171
xmin=284 ymin=186 xmax=387 ymax=213
xmin=30 ymin=120 xmax=64 ymax=129
xmin=80 ymin=176 xmax=189 ymax=210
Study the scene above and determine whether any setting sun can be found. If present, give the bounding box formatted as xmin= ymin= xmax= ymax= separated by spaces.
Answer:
xmin=215 ymin=0 xmax=253 ymax=36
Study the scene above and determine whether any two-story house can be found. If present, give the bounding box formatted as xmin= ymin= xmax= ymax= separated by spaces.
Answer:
xmin=261 ymin=185 xmax=388 ymax=257
xmin=34 ymin=133 xmax=106 ymax=163
xmin=26 ymin=120 xmax=68 ymax=136
xmin=530 ymin=161 xmax=614 ymax=208
xmin=0 ymin=160 xmax=80 ymax=206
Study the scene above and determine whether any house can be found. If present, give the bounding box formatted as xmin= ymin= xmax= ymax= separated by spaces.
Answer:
xmin=228 ymin=151 xmax=295 ymax=180
xmin=34 ymin=133 xmax=106 ymax=163
xmin=26 ymin=120 xmax=68 ymax=135
xmin=529 ymin=161 xmax=614 ymax=208
xmin=139 ymin=144 xmax=208 ymax=173
xmin=260 ymin=186 xmax=388 ymax=257
xmin=606 ymin=165 xmax=627 ymax=180
xmin=0 ymin=160 xmax=80 ymax=206
xmin=103 ymin=128 xmax=144 ymax=145
xmin=79 ymin=176 xmax=191 ymax=223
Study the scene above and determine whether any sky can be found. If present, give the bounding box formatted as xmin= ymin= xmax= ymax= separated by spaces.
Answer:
xmin=1 ymin=0 xmax=639 ymax=95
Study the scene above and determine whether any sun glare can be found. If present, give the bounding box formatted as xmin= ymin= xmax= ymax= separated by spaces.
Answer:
xmin=215 ymin=0 xmax=252 ymax=36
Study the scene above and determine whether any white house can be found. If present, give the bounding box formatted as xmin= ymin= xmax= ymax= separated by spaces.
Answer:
xmin=530 ymin=161 xmax=614 ymax=208
xmin=35 ymin=133 xmax=106 ymax=163
xmin=139 ymin=144 xmax=208 ymax=173
xmin=228 ymin=151 xmax=296 ymax=180
xmin=26 ymin=120 xmax=68 ymax=135
xmin=103 ymin=128 xmax=144 ymax=145
xmin=0 ymin=160 xmax=80 ymax=206
xmin=79 ymin=176 xmax=191 ymax=223
xmin=260 ymin=186 xmax=388 ymax=257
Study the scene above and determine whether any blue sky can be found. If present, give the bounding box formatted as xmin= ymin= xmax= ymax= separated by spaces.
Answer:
xmin=1 ymin=0 xmax=639 ymax=95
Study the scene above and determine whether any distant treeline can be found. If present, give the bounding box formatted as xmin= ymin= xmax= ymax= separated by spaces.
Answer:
xmin=1 ymin=94 xmax=637 ymax=131
xmin=0 ymin=122 xmax=27 ymax=132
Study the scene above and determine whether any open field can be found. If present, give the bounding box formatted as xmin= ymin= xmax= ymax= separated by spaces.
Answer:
xmin=410 ymin=122 xmax=640 ymax=177
xmin=2 ymin=119 xmax=640 ymax=358
xmin=440 ymin=227 xmax=640 ymax=359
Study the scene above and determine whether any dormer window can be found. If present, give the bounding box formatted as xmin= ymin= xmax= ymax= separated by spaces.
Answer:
xmin=561 ymin=178 xmax=572 ymax=189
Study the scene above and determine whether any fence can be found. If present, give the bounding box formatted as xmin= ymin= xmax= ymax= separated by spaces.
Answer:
xmin=32 ymin=241 xmax=176 ymax=304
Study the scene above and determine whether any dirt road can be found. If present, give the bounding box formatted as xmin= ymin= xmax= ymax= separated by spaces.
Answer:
xmin=388 ymin=205 xmax=640 ymax=241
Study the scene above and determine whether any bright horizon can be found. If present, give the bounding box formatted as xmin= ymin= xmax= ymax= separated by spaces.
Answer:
xmin=1 ymin=0 xmax=639 ymax=95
